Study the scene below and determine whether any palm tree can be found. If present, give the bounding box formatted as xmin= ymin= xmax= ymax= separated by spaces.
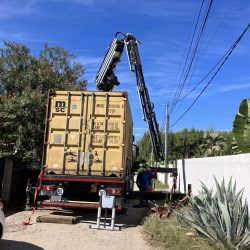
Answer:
xmin=199 ymin=131 xmax=226 ymax=157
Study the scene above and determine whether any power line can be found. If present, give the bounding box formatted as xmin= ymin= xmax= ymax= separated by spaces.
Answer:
xmin=170 ymin=0 xmax=213 ymax=114
xmin=181 ymin=0 xmax=237 ymax=99
xmin=171 ymin=0 xmax=213 ymax=113
xmin=174 ymin=43 xmax=233 ymax=105
xmin=178 ymin=21 xmax=250 ymax=104
xmin=201 ymin=0 xmax=237 ymax=56
xmin=172 ymin=0 xmax=202 ymax=97
xmin=171 ymin=0 xmax=205 ymax=111
xmin=170 ymin=23 xmax=250 ymax=128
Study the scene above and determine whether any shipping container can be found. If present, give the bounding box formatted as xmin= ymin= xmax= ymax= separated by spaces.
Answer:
xmin=36 ymin=90 xmax=134 ymax=209
xmin=43 ymin=90 xmax=133 ymax=177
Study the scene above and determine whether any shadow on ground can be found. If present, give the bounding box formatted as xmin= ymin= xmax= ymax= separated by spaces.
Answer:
xmin=47 ymin=205 xmax=147 ymax=229
xmin=4 ymin=202 xmax=26 ymax=218
xmin=0 ymin=239 xmax=44 ymax=250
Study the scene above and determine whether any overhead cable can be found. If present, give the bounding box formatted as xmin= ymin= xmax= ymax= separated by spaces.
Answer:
xmin=170 ymin=0 xmax=205 ymax=111
xmin=170 ymin=23 xmax=250 ymax=128
xmin=170 ymin=0 xmax=213 ymax=114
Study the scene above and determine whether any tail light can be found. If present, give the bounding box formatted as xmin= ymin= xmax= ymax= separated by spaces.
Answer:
xmin=106 ymin=187 xmax=122 ymax=196
xmin=40 ymin=185 xmax=56 ymax=191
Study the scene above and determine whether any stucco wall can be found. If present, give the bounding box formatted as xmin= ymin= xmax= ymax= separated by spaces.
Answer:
xmin=176 ymin=153 xmax=250 ymax=200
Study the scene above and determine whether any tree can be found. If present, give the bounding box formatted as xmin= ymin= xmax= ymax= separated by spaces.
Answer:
xmin=169 ymin=128 xmax=204 ymax=160
xmin=0 ymin=41 xmax=87 ymax=165
xmin=136 ymin=129 xmax=233 ymax=163
xmin=199 ymin=130 xmax=227 ymax=157
xmin=136 ymin=132 xmax=152 ymax=163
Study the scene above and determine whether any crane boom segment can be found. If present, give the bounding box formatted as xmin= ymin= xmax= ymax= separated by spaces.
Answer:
xmin=96 ymin=38 xmax=124 ymax=91
xmin=95 ymin=32 xmax=164 ymax=162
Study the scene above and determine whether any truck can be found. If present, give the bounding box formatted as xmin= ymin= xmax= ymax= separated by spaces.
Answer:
xmin=38 ymin=90 xmax=134 ymax=209
xmin=35 ymin=32 xmax=174 ymax=209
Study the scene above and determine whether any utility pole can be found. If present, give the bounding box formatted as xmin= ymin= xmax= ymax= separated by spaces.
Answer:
xmin=165 ymin=104 xmax=170 ymax=186
xmin=165 ymin=104 xmax=169 ymax=168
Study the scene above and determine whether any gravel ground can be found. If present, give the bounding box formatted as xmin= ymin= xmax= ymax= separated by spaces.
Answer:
xmin=1 ymin=206 xmax=154 ymax=250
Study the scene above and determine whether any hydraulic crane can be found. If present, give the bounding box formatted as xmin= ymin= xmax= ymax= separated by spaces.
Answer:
xmin=96 ymin=32 xmax=164 ymax=162
xmin=26 ymin=34 xmax=179 ymax=213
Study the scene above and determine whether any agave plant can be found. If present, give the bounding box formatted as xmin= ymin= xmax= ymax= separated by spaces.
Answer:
xmin=181 ymin=177 xmax=250 ymax=249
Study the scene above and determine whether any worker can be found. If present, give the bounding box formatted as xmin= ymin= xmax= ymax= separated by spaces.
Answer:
xmin=136 ymin=165 xmax=156 ymax=206
xmin=147 ymin=167 xmax=157 ymax=192
xmin=136 ymin=165 xmax=156 ymax=191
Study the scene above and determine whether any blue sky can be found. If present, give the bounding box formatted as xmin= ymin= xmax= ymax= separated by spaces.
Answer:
xmin=1 ymin=0 xmax=249 ymax=139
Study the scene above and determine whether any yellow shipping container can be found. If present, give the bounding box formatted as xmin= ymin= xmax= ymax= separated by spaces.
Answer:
xmin=42 ymin=90 xmax=133 ymax=178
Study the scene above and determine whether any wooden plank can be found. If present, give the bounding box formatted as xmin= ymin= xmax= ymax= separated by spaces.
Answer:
xmin=36 ymin=215 xmax=79 ymax=224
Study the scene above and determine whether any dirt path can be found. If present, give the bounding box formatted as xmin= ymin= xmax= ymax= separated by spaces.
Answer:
xmin=1 ymin=207 xmax=153 ymax=250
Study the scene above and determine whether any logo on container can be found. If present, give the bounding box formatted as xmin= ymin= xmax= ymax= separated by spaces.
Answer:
xmin=55 ymin=101 xmax=66 ymax=112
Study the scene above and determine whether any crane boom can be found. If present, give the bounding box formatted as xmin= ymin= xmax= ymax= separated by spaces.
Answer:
xmin=95 ymin=32 xmax=164 ymax=162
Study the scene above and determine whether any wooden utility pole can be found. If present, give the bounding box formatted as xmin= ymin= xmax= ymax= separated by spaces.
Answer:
xmin=165 ymin=104 xmax=169 ymax=168
xmin=165 ymin=104 xmax=170 ymax=186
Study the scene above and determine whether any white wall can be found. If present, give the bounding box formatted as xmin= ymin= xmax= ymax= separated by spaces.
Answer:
xmin=177 ymin=153 xmax=250 ymax=200
xmin=157 ymin=163 xmax=174 ymax=189
xmin=157 ymin=172 xmax=166 ymax=184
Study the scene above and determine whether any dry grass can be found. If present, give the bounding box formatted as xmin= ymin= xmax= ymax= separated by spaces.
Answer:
xmin=153 ymin=179 xmax=168 ymax=190
xmin=143 ymin=212 xmax=225 ymax=250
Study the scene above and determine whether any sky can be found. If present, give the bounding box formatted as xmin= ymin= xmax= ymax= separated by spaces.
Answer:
xmin=0 ymin=0 xmax=249 ymax=139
